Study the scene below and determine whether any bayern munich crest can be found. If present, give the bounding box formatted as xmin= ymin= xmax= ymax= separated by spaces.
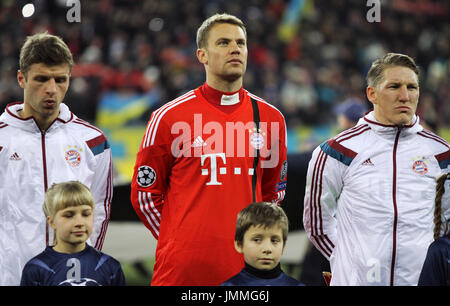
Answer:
xmin=412 ymin=160 xmax=428 ymax=175
xmin=65 ymin=149 xmax=81 ymax=167
xmin=249 ymin=128 xmax=265 ymax=150
xmin=137 ymin=165 xmax=156 ymax=187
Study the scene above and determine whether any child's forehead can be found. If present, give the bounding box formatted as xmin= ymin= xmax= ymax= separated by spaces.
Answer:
xmin=58 ymin=204 xmax=93 ymax=212
xmin=247 ymin=224 xmax=283 ymax=235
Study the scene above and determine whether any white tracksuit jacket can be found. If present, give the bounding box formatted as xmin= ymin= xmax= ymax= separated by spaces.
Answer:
xmin=303 ymin=111 xmax=450 ymax=286
xmin=0 ymin=102 xmax=113 ymax=285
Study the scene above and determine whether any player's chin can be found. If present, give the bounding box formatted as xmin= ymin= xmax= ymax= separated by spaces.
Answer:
xmin=222 ymin=70 xmax=245 ymax=82
xmin=395 ymin=113 xmax=414 ymax=126
xmin=41 ymin=107 xmax=59 ymax=118
xmin=256 ymin=260 xmax=276 ymax=270
xmin=71 ymin=231 xmax=89 ymax=240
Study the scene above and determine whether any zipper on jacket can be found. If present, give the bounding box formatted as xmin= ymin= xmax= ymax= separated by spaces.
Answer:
xmin=41 ymin=130 xmax=49 ymax=245
xmin=390 ymin=128 xmax=401 ymax=286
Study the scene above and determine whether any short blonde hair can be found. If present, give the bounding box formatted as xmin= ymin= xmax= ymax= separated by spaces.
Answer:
xmin=366 ymin=53 xmax=419 ymax=88
xmin=196 ymin=13 xmax=246 ymax=49
xmin=43 ymin=181 xmax=94 ymax=218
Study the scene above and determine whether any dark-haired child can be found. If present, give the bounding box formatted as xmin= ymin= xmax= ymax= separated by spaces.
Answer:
xmin=221 ymin=202 xmax=304 ymax=286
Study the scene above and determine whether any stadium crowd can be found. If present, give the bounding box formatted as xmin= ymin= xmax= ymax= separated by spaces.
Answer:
xmin=0 ymin=0 xmax=448 ymax=139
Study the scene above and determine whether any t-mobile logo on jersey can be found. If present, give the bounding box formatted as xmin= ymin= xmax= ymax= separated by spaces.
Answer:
xmin=200 ymin=153 xmax=257 ymax=185
xmin=201 ymin=153 xmax=226 ymax=185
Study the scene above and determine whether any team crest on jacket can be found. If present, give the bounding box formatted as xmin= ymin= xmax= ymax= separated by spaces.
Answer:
xmin=412 ymin=159 xmax=428 ymax=175
xmin=64 ymin=146 xmax=82 ymax=167
xmin=137 ymin=165 xmax=156 ymax=187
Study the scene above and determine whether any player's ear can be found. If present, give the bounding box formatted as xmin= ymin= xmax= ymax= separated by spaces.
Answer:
xmin=197 ymin=48 xmax=208 ymax=65
xmin=47 ymin=215 xmax=56 ymax=230
xmin=17 ymin=70 xmax=26 ymax=89
xmin=234 ymin=240 xmax=243 ymax=254
xmin=366 ymin=86 xmax=377 ymax=105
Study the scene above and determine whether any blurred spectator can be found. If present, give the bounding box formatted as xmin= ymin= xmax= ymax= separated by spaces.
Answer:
xmin=334 ymin=98 xmax=369 ymax=131
xmin=280 ymin=65 xmax=318 ymax=126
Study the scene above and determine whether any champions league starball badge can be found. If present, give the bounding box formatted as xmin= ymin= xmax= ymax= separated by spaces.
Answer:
xmin=137 ymin=165 xmax=156 ymax=187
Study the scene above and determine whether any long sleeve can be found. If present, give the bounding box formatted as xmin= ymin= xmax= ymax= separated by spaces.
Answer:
xmin=303 ymin=144 xmax=345 ymax=260
xmin=260 ymin=116 xmax=287 ymax=204
xmin=86 ymin=134 xmax=113 ymax=250
xmin=130 ymin=114 xmax=174 ymax=239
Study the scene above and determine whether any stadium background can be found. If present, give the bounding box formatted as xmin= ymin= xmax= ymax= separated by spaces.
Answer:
xmin=1 ymin=0 xmax=449 ymax=285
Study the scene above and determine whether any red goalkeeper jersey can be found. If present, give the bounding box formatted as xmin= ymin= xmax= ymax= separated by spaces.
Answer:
xmin=130 ymin=84 xmax=287 ymax=286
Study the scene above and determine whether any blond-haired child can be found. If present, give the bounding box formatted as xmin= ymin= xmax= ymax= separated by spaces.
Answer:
xmin=21 ymin=181 xmax=124 ymax=286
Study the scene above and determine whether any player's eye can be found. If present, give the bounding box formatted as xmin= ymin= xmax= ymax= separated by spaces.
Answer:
xmin=83 ymin=211 xmax=92 ymax=217
xmin=55 ymin=77 xmax=68 ymax=83
xmin=34 ymin=76 xmax=50 ymax=82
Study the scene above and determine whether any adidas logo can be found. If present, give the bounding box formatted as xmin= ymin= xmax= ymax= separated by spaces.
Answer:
xmin=9 ymin=152 xmax=21 ymax=160
xmin=362 ymin=158 xmax=374 ymax=166
xmin=192 ymin=136 xmax=206 ymax=148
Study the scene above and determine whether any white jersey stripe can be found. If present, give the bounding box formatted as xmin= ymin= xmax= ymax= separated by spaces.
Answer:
xmin=146 ymin=191 xmax=161 ymax=222
xmin=143 ymin=192 xmax=161 ymax=225
xmin=143 ymin=90 xmax=194 ymax=147
xmin=149 ymin=95 xmax=196 ymax=146
xmin=143 ymin=91 xmax=194 ymax=148
xmin=143 ymin=90 xmax=194 ymax=148
xmin=138 ymin=191 xmax=160 ymax=238
xmin=143 ymin=91 xmax=195 ymax=148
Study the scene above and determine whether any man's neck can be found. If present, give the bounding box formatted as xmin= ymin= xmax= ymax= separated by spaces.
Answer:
xmin=205 ymin=77 xmax=243 ymax=93
xmin=18 ymin=109 xmax=55 ymax=132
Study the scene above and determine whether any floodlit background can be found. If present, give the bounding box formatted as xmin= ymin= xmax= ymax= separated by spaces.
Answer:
xmin=1 ymin=0 xmax=449 ymax=285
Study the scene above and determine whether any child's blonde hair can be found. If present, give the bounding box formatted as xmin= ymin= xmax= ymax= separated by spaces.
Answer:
xmin=43 ymin=181 xmax=94 ymax=219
